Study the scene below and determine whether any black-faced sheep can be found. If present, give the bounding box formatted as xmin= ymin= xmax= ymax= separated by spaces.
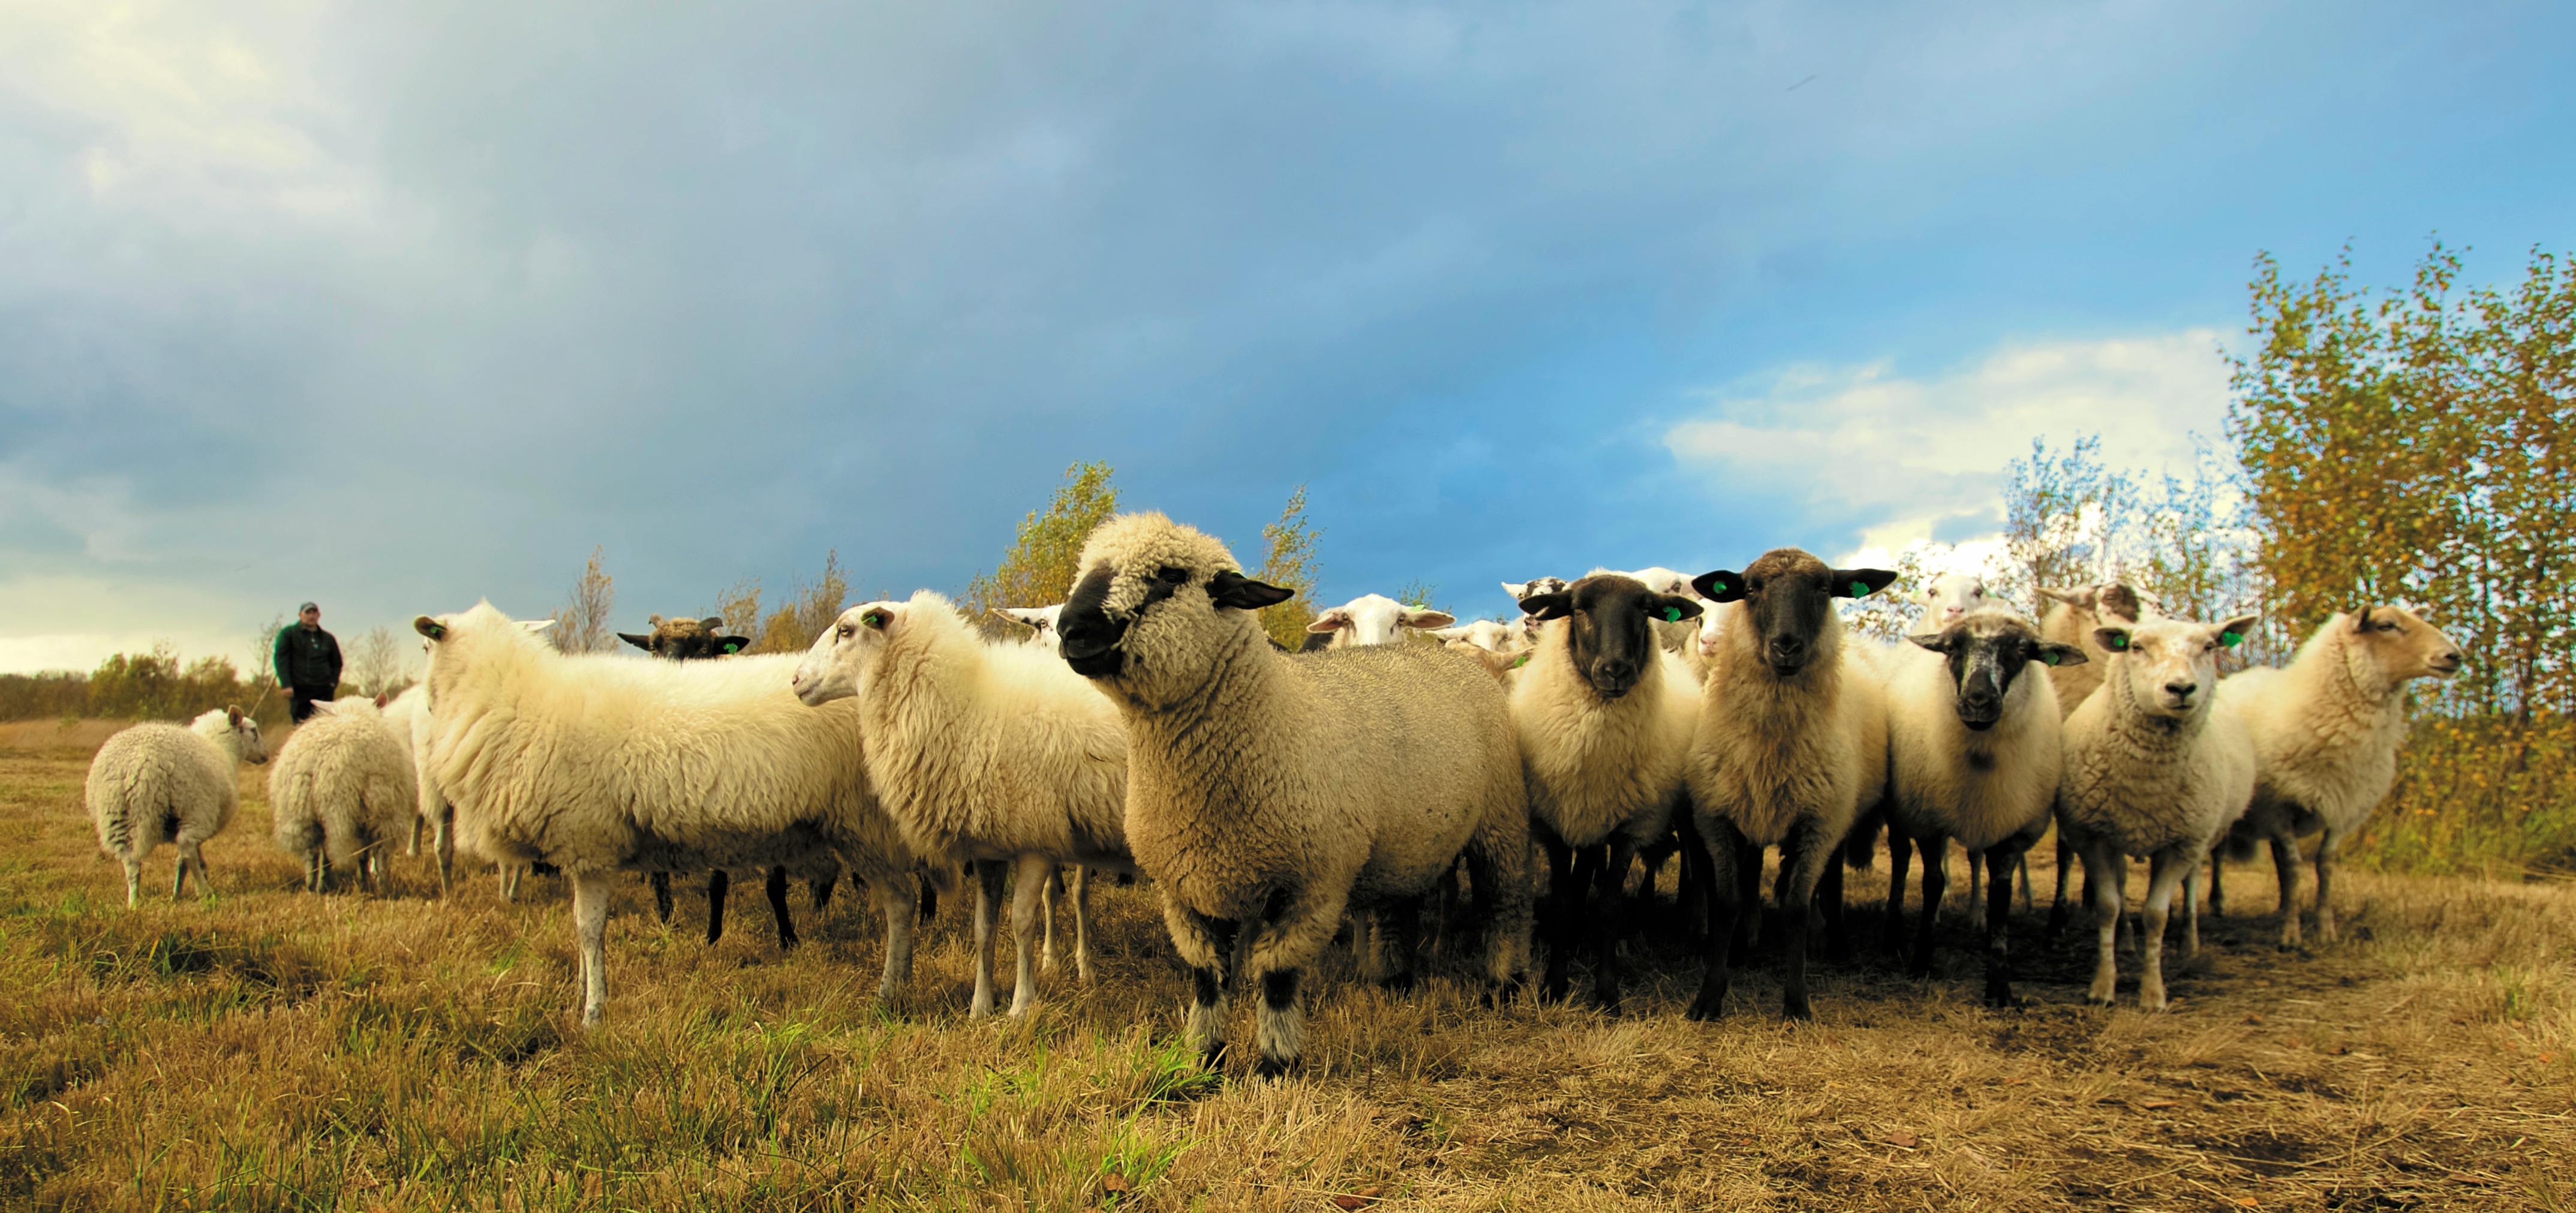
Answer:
xmin=1060 ymin=513 xmax=1532 ymax=1076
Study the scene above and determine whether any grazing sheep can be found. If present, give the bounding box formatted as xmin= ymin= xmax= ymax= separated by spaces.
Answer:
xmin=2040 ymin=581 xmax=2164 ymax=933
xmin=792 ymin=591 xmax=1133 ymax=1017
xmin=2210 ymin=606 xmax=2463 ymax=947
xmin=994 ymin=605 xmax=1066 ymax=652
xmin=412 ymin=602 xmax=922 ymax=1024
xmin=1878 ymin=609 xmax=2082 ymax=1004
xmin=1060 ymin=514 xmax=1533 ymax=1076
xmin=85 ymin=707 xmax=269 ymax=906
xmin=1511 ymin=574 xmax=1703 ymax=1008
xmin=2057 ymin=612 xmax=2260 ymax=1011
xmin=269 ymin=698 xmax=417 ymax=893
xmin=1306 ymin=593 xmax=1456 ymax=648
xmin=617 ymin=614 xmax=751 ymax=660
xmin=1685 ymin=550 xmax=1896 ymax=1020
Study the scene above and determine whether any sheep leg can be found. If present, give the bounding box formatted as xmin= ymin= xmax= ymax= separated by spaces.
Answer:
xmin=1536 ymin=833 xmax=1575 ymax=948
xmin=1676 ymin=821 xmax=1711 ymax=947
xmin=651 ymin=872 xmax=675 ymax=924
xmin=1964 ymin=848 xmax=1984 ymax=929
xmin=2206 ymin=843 xmax=2228 ymax=919
xmin=122 ymin=853 xmax=142 ymax=909
xmin=1461 ymin=843 xmax=1532 ymax=999
xmin=969 ymin=859 xmax=1008 ymax=1018
xmin=1379 ymin=896 xmax=1424 ymax=992
xmin=870 ymin=876 xmax=916 ymax=1004
xmin=432 ymin=807 xmax=455 ymax=897
xmin=407 ymin=818 xmax=422 ymax=857
xmin=572 ymin=871 xmax=611 ymax=1025
xmin=1687 ymin=819 xmax=1747 ymax=1022
xmin=1590 ymin=840 xmax=1634 ymax=1010
xmin=1817 ymin=843 xmax=1849 ymax=963
xmin=1982 ymin=846 xmax=2021 ymax=1008
xmin=1883 ymin=831 xmax=1914 ymax=953
xmin=1541 ymin=840 xmax=1590 ymax=1003
xmin=1164 ymin=905 xmax=1239 ymax=1069
xmin=2312 ymin=829 xmax=2343 ymax=944
xmin=2014 ymin=851 xmax=2034 ymax=912
xmin=1041 ymin=866 xmax=1062 ymax=971
xmin=1071 ymin=866 xmax=1095 ymax=983
xmin=2048 ymin=827 xmax=2076 ymax=936
xmin=811 ymin=870 xmax=837 ymax=912
xmin=1246 ymin=888 xmax=1344 ymax=1078
xmin=2266 ymin=825 xmax=2303 ymax=948
xmin=1910 ymin=836 xmax=1947 ymax=980
xmin=2180 ymin=867 xmax=2201 ymax=961
xmin=171 ymin=843 xmax=191 ymax=899
xmin=1734 ymin=845 xmax=1764 ymax=959
xmin=917 ymin=878 xmax=939 ymax=924
xmin=2081 ymin=840 xmax=2126 ymax=1006
xmin=705 ymin=871 xmax=729 ymax=945
xmin=1004 ymin=853 xmax=1056 ymax=1016
xmin=2138 ymin=849 xmax=2190 ymax=1012
xmin=766 ymin=867 xmax=798 ymax=951
xmin=1777 ymin=822 xmax=1839 ymax=1021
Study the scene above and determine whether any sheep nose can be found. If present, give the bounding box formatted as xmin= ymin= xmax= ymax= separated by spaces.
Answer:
xmin=2163 ymin=680 xmax=2197 ymax=699
xmin=1593 ymin=657 xmax=1636 ymax=684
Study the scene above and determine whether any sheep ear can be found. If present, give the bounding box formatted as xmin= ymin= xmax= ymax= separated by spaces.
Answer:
xmin=1692 ymin=570 xmax=1745 ymax=603
xmin=1653 ymin=594 xmax=1703 ymax=624
xmin=414 ymin=616 xmax=446 ymax=641
xmin=617 ymin=632 xmax=653 ymax=650
xmin=2037 ymin=586 xmax=2095 ymax=608
xmin=2217 ymin=615 xmax=2259 ymax=649
xmin=226 ymin=705 xmax=245 ymax=726
xmin=701 ymin=617 xmax=722 ymax=630
xmin=1402 ymin=608 xmax=1457 ymax=629
xmin=1519 ymin=593 xmax=1573 ymax=621
xmin=2037 ymin=642 xmax=2088 ymax=668
xmin=2093 ymin=626 xmax=2132 ymax=654
xmin=647 ymin=614 xmax=666 ymax=627
xmin=1306 ymin=609 xmax=1348 ymax=633
xmin=373 ymin=692 xmax=389 ymax=708
xmin=718 ymin=636 xmax=750 ymax=654
xmin=1909 ymin=632 xmax=1954 ymax=654
xmin=1834 ymin=568 xmax=1899 ymax=599
xmin=1499 ymin=581 xmax=1529 ymax=600
xmin=1208 ymin=571 xmax=1295 ymax=611
xmin=522 ymin=620 xmax=557 ymax=633
xmin=2352 ymin=606 xmax=2373 ymax=632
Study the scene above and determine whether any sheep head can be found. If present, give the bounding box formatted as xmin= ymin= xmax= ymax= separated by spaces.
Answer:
xmin=1306 ymin=593 xmax=1456 ymax=648
xmin=793 ymin=599 xmax=909 ymax=706
xmin=1910 ymin=609 xmax=2084 ymax=731
xmin=1918 ymin=573 xmax=1994 ymax=633
xmin=618 ymin=614 xmax=750 ymax=660
xmin=2349 ymin=605 xmax=2464 ymax=683
xmin=2092 ymin=613 xmax=2259 ymax=720
xmin=1520 ymin=574 xmax=1701 ymax=701
xmin=1694 ymin=549 xmax=1895 ymax=679
xmin=1059 ymin=513 xmax=1291 ymax=702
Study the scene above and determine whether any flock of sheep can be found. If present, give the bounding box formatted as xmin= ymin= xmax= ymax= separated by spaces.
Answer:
xmin=80 ymin=512 xmax=2464 ymax=1076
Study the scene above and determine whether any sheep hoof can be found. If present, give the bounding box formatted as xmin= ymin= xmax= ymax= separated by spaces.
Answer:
xmin=1685 ymin=990 xmax=1727 ymax=1022
xmin=1781 ymin=995 xmax=1813 ymax=1022
xmin=1983 ymin=984 xmax=2021 ymax=1010
xmin=1905 ymin=956 xmax=1934 ymax=981
xmin=1252 ymin=1054 xmax=1294 ymax=1080
xmin=1198 ymin=1043 xmax=1229 ymax=1071
xmin=1376 ymin=971 xmax=1418 ymax=995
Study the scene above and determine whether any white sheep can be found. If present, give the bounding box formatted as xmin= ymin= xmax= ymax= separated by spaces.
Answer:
xmin=1306 ymin=593 xmax=1456 ymax=648
xmin=994 ymin=604 xmax=1066 ymax=652
xmin=2039 ymin=580 xmax=2165 ymax=933
xmin=2057 ymin=611 xmax=2260 ymax=1011
xmin=1427 ymin=618 xmax=1525 ymax=654
xmin=84 ymin=706 xmax=269 ymax=906
xmin=2209 ymin=606 xmax=2463 ymax=947
xmin=269 ymin=697 xmax=418 ymax=894
xmin=412 ymin=602 xmax=923 ymax=1024
xmin=1685 ymin=549 xmax=1896 ymax=1020
xmin=1878 ymin=609 xmax=2082 ymax=1004
xmin=1061 ymin=513 xmax=1534 ymax=1077
xmin=792 ymin=590 xmax=1132 ymax=1017
xmin=1510 ymin=574 xmax=1703 ymax=1008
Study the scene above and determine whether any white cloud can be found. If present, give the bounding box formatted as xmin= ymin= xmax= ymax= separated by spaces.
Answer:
xmin=1663 ymin=329 xmax=2232 ymax=559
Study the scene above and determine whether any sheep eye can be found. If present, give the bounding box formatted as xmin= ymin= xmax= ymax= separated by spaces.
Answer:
xmin=1156 ymin=566 xmax=1190 ymax=586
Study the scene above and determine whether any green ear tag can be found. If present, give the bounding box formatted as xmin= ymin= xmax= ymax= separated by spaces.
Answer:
xmin=1510 ymin=653 xmax=1531 ymax=669
xmin=724 ymin=642 xmax=741 ymax=653
xmin=1661 ymin=606 xmax=1683 ymax=623
xmin=2220 ymin=630 xmax=2244 ymax=649
xmin=2042 ymin=652 xmax=2061 ymax=666
xmin=1850 ymin=581 xmax=1868 ymax=597
xmin=2108 ymin=633 xmax=2129 ymax=650
xmin=1709 ymin=580 xmax=1726 ymax=593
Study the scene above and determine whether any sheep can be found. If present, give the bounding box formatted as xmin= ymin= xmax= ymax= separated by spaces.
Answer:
xmin=84 ymin=706 xmax=269 ymax=906
xmin=1877 ymin=609 xmax=2084 ymax=1004
xmin=2209 ymin=606 xmax=2463 ymax=947
xmin=1428 ymin=618 xmax=1525 ymax=654
xmin=1592 ymin=567 xmax=1702 ymax=654
xmin=1306 ymin=593 xmax=1456 ymax=648
xmin=792 ymin=590 xmax=1132 ymax=1017
xmin=994 ymin=605 xmax=1066 ymax=652
xmin=411 ymin=602 xmax=922 ymax=1024
xmin=269 ymin=697 xmax=417 ymax=894
xmin=1059 ymin=513 xmax=1533 ymax=1076
xmin=2057 ymin=612 xmax=2260 ymax=1011
xmin=2040 ymin=580 xmax=2165 ymax=933
xmin=617 ymin=614 xmax=751 ymax=660
xmin=1510 ymin=574 xmax=1704 ymax=1008
xmin=1684 ymin=550 xmax=1896 ymax=1020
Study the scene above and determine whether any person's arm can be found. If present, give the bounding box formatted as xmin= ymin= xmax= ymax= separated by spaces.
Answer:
xmin=272 ymin=627 xmax=292 ymax=688
xmin=323 ymin=632 xmax=342 ymax=690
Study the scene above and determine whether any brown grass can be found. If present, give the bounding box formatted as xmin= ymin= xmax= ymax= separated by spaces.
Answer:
xmin=2 ymin=733 xmax=2570 ymax=1211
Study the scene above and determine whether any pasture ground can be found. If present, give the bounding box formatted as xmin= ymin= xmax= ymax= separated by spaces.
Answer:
xmin=1 ymin=721 xmax=2571 ymax=1211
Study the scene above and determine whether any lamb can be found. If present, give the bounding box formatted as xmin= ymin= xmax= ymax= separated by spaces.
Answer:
xmin=269 ymin=697 xmax=418 ymax=893
xmin=1877 ymin=609 xmax=2082 ymax=1005
xmin=411 ymin=602 xmax=922 ymax=1023
xmin=617 ymin=614 xmax=751 ymax=659
xmin=1306 ymin=593 xmax=1456 ymax=648
xmin=2209 ymin=606 xmax=2463 ymax=947
xmin=84 ymin=706 xmax=269 ymax=906
xmin=1510 ymin=574 xmax=1703 ymax=1008
xmin=1059 ymin=513 xmax=1533 ymax=1076
xmin=994 ymin=605 xmax=1066 ymax=651
xmin=792 ymin=590 xmax=1132 ymax=1016
xmin=2057 ymin=612 xmax=2260 ymax=1011
xmin=1684 ymin=550 xmax=1896 ymax=1020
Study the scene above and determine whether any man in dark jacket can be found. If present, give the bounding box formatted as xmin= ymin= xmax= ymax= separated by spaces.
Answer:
xmin=273 ymin=601 xmax=343 ymax=723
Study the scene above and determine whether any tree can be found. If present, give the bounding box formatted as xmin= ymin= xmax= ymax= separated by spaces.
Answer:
xmin=1255 ymin=485 xmax=1322 ymax=650
xmin=348 ymin=626 xmax=407 ymax=695
xmin=750 ymin=551 xmax=851 ymax=654
xmin=964 ymin=461 xmax=1120 ymax=632
xmin=707 ymin=577 xmax=765 ymax=649
xmin=550 ymin=546 xmax=618 ymax=655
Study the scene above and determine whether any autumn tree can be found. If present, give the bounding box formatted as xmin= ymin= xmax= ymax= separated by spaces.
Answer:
xmin=964 ymin=461 xmax=1120 ymax=632
xmin=550 ymin=546 xmax=618 ymax=655
xmin=750 ymin=551 xmax=850 ymax=654
xmin=348 ymin=626 xmax=408 ymax=695
xmin=1255 ymin=485 xmax=1322 ymax=650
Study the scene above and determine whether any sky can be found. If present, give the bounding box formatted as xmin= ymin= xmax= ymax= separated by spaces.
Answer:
xmin=2 ymin=0 xmax=2568 ymax=674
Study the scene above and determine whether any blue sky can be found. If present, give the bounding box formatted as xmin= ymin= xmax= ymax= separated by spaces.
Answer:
xmin=2 ymin=0 xmax=2568 ymax=673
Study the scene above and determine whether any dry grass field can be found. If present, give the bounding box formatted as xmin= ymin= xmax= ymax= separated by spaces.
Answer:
xmin=2 ymin=725 xmax=2571 ymax=1211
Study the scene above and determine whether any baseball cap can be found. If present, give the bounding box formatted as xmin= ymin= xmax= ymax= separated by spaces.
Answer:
xmin=299 ymin=601 xmax=318 ymax=612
